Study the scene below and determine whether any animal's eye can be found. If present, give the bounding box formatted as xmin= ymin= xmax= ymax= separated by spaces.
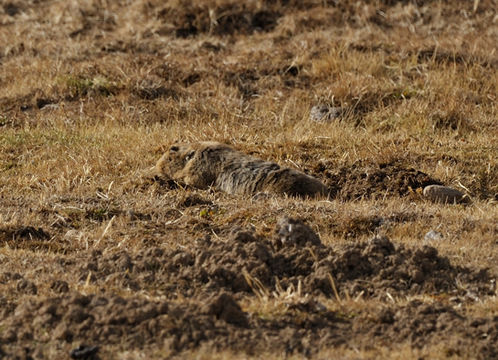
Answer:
xmin=170 ymin=146 xmax=179 ymax=152
xmin=185 ymin=151 xmax=195 ymax=161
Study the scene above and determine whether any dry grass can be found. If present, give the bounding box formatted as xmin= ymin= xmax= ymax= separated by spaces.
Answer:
xmin=0 ymin=0 xmax=497 ymax=358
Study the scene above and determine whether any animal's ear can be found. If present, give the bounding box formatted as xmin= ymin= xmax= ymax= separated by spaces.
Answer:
xmin=170 ymin=145 xmax=179 ymax=152
xmin=185 ymin=150 xmax=195 ymax=161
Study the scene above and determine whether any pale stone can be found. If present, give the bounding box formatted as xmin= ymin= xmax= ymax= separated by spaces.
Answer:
xmin=423 ymin=185 xmax=469 ymax=204
xmin=424 ymin=230 xmax=443 ymax=242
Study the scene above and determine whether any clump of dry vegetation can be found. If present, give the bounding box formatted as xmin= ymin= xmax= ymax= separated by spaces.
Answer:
xmin=0 ymin=0 xmax=497 ymax=359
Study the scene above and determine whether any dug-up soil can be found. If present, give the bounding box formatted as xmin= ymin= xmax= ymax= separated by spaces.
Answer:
xmin=317 ymin=160 xmax=443 ymax=200
xmin=1 ymin=219 xmax=496 ymax=359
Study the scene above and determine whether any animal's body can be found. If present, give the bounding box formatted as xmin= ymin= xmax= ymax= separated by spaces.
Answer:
xmin=156 ymin=141 xmax=328 ymax=198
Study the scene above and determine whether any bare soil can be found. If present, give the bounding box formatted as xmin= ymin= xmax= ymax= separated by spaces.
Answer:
xmin=1 ymin=220 xmax=496 ymax=358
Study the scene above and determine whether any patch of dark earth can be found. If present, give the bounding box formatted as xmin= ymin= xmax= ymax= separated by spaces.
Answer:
xmin=1 ymin=219 xmax=495 ymax=358
xmin=0 ymin=289 xmax=496 ymax=358
xmin=77 ymin=218 xmax=494 ymax=301
xmin=157 ymin=4 xmax=281 ymax=38
xmin=313 ymin=160 xmax=443 ymax=200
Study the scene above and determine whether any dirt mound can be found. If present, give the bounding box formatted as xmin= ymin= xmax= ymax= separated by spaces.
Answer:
xmin=355 ymin=301 xmax=498 ymax=359
xmin=81 ymin=219 xmax=494 ymax=301
xmin=0 ymin=290 xmax=342 ymax=356
xmin=1 ymin=284 xmax=496 ymax=358
xmin=314 ymin=161 xmax=443 ymax=199
xmin=1 ymin=219 xmax=496 ymax=358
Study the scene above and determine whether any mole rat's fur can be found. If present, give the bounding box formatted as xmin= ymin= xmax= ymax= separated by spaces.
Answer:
xmin=156 ymin=142 xmax=328 ymax=198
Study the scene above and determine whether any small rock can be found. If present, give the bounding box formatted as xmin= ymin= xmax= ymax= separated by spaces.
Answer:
xmin=424 ymin=230 xmax=443 ymax=242
xmin=423 ymin=185 xmax=469 ymax=204
xmin=310 ymin=104 xmax=343 ymax=122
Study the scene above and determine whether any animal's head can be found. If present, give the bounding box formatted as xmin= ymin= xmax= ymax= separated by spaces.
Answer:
xmin=156 ymin=143 xmax=196 ymax=178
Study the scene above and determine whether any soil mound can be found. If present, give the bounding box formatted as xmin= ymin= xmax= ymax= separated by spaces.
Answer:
xmin=3 ymin=292 xmax=496 ymax=358
xmin=82 ymin=219 xmax=494 ymax=300
xmin=1 ymin=219 xmax=496 ymax=358
xmin=315 ymin=161 xmax=443 ymax=199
